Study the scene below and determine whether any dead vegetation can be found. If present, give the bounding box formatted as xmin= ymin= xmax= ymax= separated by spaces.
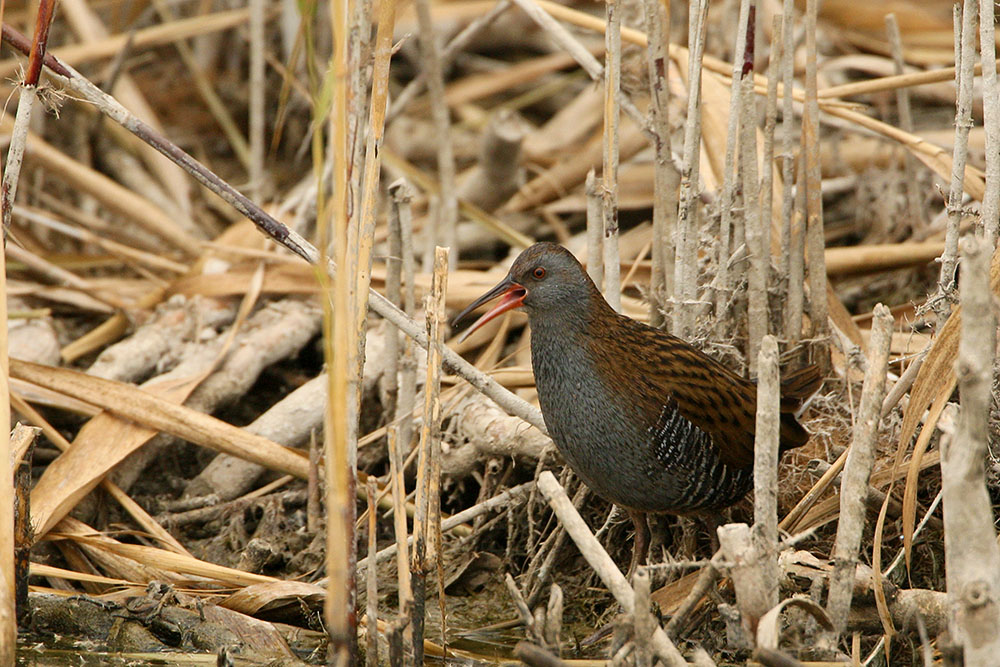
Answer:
xmin=0 ymin=0 xmax=996 ymax=664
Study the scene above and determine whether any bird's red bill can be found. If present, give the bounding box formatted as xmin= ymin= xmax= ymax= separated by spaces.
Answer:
xmin=456 ymin=283 xmax=526 ymax=342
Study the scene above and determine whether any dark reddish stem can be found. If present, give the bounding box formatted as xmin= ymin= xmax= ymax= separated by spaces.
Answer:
xmin=741 ymin=4 xmax=756 ymax=79
xmin=2 ymin=23 xmax=69 ymax=77
xmin=25 ymin=0 xmax=58 ymax=87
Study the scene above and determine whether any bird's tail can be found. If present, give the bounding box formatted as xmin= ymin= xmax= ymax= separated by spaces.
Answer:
xmin=778 ymin=365 xmax=824 ymax=452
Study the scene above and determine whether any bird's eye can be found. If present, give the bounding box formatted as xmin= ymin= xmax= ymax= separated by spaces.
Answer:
xmin=532 ymin=267 xmax=546 ymax=280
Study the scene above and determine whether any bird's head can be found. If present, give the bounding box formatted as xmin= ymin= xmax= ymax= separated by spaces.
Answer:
xmin=453 ymin=243 xmax=598 ymax=340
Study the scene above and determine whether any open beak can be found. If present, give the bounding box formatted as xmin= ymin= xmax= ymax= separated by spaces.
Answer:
xmin=452 ymin=277 xmax=526 ymax=342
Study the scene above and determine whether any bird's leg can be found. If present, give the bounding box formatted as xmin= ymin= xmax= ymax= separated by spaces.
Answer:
xmin=626 ymin=510 xmax=650 ymax=580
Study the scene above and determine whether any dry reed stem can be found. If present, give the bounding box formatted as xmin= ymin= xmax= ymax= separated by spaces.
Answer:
xmin=714 ymin=0 xmax=752 ymax=332
xmin=758 ymin=14 xmax=780 ymax=288
xmin=365 ymin=477 xmax=379 ymax=667
xmin=322 ymin=0 xmax=355 ymax=659
xmin=249 ymin=0 xmax=265 ymax=186
xmin=826 ymin=305 xmax=892 ymax=635
xmin=414 ymin=0 xmax=458 ymax=270
xmin=673 ymin=0 xmax=709 ymax=339
xmin=536 ymin=471 xmax=689 ymax=667
xmin=601 ymin=0 xmax=622 ymax=313
xmin=777 ymin=0 xmax=795 ymax=304
xmin=741 ymin=8 xmax=765 ymax=371
xmin=411 ymin=246 xmax=448 ymax=665
xmin=385 ymin=426 xmax=413 ymax=656
xmin=885 ymin=14 xmax=925 ymax=230
xmin=585 ymin=170 xmax=604 ymax=290
xmin=0 ymin=3 xmax=54 ymax=654
xmin=642 ymin=0 xmax=675 ymax=329
xmin=530 ymin=0 xmax=988 ymax=205
xmin=802 ymin=0 xmax=827 ymax=353
xmin=980 ymin=0 xmax=1000 ymax=245
xmin=351 ymin=0 xmax=397 ymax=484
xmin=940 ymin=235 xmax=1000 ymax=660
xmin=633 ymin=568 xmax=654 ymax=667
xmin=939 ymin=0 xmax=978 ymax=313
xmin=12 ymin=425 xmax=35 ymax=624
xmin=784 ymin=157 xmax=806 ymax=346
xmin=753 ymin=334 xmax=780 ymax=614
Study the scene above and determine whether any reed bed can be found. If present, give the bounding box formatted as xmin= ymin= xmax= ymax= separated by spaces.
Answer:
xmin=0 ymin=0 xmax=996 ymax=664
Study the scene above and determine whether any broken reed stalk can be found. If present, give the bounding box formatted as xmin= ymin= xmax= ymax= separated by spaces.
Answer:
xmin=741 ymin=7 xmax=766 ymax=373
xmin=307 ymin=434 xmax=320 ymax=533
xmin=942 ymin=235 xmax=1000 ymax=660
xmin=323 ymin=0 xmax=356 ymax=661
xmin=715 ymin=0 xmax=752 ymax=336
xmin=12 ymin=425 xmax=37 ymax=626
xmin=673 ymin=0 xmax=709 ymax=339
xmin=411 ymin=247 xmax=449 ymax=665
xmin=585 ymin=170 xmax=604 ymax=289
xmin=979 ymin=0 xmax=1000 ymax=245
xmin=641 ymin=0 xmax=676 ymax=329
xmin=826 ymin=305 xmax=893 ymax=635
xmin=633 ymin=568 xmax=654 ymax=667
xmin=602 ymin=0 xmax=622 ymax=313
xmin=0 ymin=2 xmax=54 ymax=658
xmin=938 ymin=0 xmax=978 ymax=322
xmin=414 ymin=0 xmax=458 ymax=269
xmin=777 ymin=0 xmax=796 ymax=315
xmin=884 ymin=13 xmax=924 ymax=229
xmin=536 ymin=471 xmax=687 ymax=667
xmin=717 ymin=522 xmax=771 ymax=637
xmin=802 ymin=0 xmax=828 ymax=351
xmin=752 ymin=334 xmax=780 ymax=613
xmin=365 ymin=477 xmax=379 ymax=667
